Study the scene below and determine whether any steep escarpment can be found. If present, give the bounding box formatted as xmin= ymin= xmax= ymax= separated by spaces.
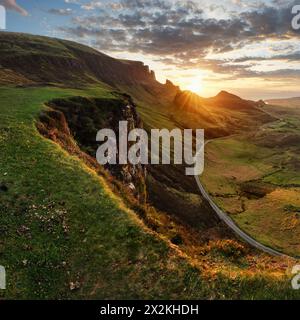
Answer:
xmin=38 ymin=94 xmax=147 ymax=203
xmin=0 ymin=32 xmax=161 ymax=90
xmin=38 ymin=94 xmax=225 ymax=236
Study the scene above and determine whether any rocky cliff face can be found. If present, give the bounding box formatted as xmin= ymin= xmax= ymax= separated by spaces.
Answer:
xmin=0 ymin=32 xmax=157 ymax=89
xmin=105 ymin=95 xmax=147 ymax=203
xmin=67 ymin=44 xmax=158 ymax=87
xmin=38 ymin=94 xmax=147 ymax=203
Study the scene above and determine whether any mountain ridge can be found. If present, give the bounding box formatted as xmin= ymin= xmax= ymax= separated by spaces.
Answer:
xmin=0 ymin=31 xmax=257 ymax=104
xmin=0 ymin=32 xmax=163 ymax=88
xmin=0 ymin=31 xmax=276 ymax=138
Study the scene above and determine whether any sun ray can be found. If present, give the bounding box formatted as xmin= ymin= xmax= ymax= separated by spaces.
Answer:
xmin=186 ymin=76 xmax=204 ymax=95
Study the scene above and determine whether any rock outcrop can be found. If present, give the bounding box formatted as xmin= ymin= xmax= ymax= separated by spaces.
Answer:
xmin=38 ymin=94 xmax=147 ymax=203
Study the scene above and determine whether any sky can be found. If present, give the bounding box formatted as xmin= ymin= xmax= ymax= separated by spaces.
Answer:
xmin=1 ymin=0 xmax=300 ymax=99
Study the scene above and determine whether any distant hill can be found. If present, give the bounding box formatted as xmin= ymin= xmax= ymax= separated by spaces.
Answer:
xmin=208 ymin=90 xmax=253 ymax=109
xmin=173 ymin=89 xmax=274 ymax=138
xmin=267 ymin=97 xmax=300 ymax=108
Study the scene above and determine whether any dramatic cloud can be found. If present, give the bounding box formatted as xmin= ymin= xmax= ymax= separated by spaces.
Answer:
xmin=48 ymin=8 xmax=73 ymax=16
xmin=0 ymin=0 xmax=28 ymax=16
xmin=61 ymin=1 xmax=299 ymax=54
xmin=81 ymin=1 xmax=102 ymax=11
xmin=57 ymin=0 xmax=300 ymax=84
xmin=232 ymin=52 xmax=300 ymax=63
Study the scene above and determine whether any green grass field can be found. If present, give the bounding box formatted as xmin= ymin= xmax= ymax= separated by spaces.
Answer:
xmin=201 ymin=104 xmax=300 ymax=257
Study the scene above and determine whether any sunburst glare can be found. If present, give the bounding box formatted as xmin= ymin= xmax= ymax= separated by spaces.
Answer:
xmin=186 ymin=76 xmax=204 ymax=95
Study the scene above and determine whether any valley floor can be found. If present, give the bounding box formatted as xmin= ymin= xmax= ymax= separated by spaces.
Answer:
xmin=202 ymin=104 xmax=300 ymax=257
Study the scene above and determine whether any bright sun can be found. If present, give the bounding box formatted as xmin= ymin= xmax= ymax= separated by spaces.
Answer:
xmin=186 ymin=77 xmax=203 ymax=95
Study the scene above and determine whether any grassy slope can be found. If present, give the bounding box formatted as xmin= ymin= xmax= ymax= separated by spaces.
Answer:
xmin=0 ymin=86 xmax=299 ymax=299
xmin=0 ymin=85 xmax=209 ymax=299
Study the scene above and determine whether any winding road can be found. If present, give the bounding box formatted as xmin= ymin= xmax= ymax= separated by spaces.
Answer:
xmin=195 ymin=139 xmax=286 ymax=257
